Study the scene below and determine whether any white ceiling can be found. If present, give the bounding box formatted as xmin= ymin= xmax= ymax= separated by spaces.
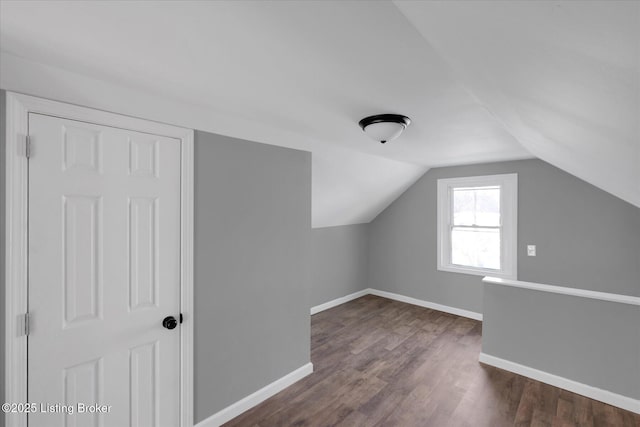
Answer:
xmin=395 ymin=0 xmax=640 ymax=208
xmin=1 ymin=1 xmax=638 ymax=226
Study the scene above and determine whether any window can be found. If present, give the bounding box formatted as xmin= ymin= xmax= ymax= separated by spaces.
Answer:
xmin=437 ymin=174 xmax=517 ymax=279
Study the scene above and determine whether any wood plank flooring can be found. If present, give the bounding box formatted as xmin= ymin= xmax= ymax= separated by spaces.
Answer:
xmin=224 ymin=295 xmax=640 ymax=427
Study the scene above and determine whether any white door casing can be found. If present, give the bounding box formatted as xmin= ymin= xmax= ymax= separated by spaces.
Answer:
xmin=4 ymin=93 xmax=194 ymax=427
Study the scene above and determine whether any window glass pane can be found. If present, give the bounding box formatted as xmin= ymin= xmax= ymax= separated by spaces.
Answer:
xmin=474 ymin=187 xmax=500 ymax=226
xmin=453 ymin=189 xmax=475 ymax=225
xmin=451 ymin=227 xmax=500 ymax=270
xmin=453 ymin=186 xmax=500 ymax=226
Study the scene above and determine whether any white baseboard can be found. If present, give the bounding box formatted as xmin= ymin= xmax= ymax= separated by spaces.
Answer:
xmin=310 ymin=289 xmax=370 ymax=315
xmin=310 ymin=288 xmax=482 ymax=321
xmin=479 ymin=353 xmax=640 ymax=414
xmin=195 ymin=362 xmax=314 ymax=427
xmin=368 ymin=289 xmax=483 ymax=321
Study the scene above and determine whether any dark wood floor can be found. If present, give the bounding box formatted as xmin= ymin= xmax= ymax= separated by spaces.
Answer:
xmin=225 ymin=295 xmax=640 ymax=427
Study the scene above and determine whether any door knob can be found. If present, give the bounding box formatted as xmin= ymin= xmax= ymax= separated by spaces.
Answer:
xmin=162 ymin=316 xmax=178 ymax=330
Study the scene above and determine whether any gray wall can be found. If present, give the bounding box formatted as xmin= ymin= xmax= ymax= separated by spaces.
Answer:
xmin=194 ymin=131 xmax=311 ymax=423
xmin=483 ymin=283 xmax=640 ymax=400
xmin=368 ymin=159 xmax=640 ymax=314
xmin=311 ymin=224 xmax=369 ymax=308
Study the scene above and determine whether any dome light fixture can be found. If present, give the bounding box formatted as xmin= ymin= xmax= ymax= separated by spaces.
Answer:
xmin=359 ymin=114 xmax=411 ymax=144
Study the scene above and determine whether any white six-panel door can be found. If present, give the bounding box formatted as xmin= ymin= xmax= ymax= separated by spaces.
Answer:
xmin=27 ymin=113 xmax=182 ymax=427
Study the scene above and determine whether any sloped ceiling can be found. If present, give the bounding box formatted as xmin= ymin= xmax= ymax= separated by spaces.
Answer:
xmin=1 ymin=1 xmax=637 ymax=227
xmin=395 ymin=0 xmax=640 ymax=207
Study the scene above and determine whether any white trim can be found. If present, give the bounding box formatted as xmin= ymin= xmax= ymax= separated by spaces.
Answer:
xmin=180 ymin=129 xmax=195 ymax=427
xmin=310 ymin=288 xmax=483 ymax=321
xmin=482 ymin=276 xmax=640 ymax=306
xmin=368 ymin=289 xmax=483 ymax=321
xmin=437 ymin=263 xmax=505 ymax=279
xmin=4 ymin=91 xmax=29 ymax=427
xmin=310 ymin=289 xmax=370 ymax=315
xmin=4 ymin=92 xmax=195 ymax=427
xmin=437 ymin=173 xmax=518 ymax=280
xmin=195 ymin=363 xmax=314 ymax=427
xmin=479 ymin=353 xmax=640 ymax=415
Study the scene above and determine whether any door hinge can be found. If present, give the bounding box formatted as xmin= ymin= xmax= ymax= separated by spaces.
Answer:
xmin=19 ymin=312 xmax=30 ymax=336
xmin=24 ymin=135 xmax=32 ymax=158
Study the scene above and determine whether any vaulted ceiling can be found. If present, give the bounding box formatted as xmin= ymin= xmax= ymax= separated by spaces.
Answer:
xmin=1 ymin=1 xmax=638 ymax=226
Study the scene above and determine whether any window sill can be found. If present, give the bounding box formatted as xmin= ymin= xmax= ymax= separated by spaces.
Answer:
xmin=437 ymin=264 xmax=516 ymax=280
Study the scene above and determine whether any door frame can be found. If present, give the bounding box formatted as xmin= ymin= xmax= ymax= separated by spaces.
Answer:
xmin=4 ymin=92 xmax=194 ymax=427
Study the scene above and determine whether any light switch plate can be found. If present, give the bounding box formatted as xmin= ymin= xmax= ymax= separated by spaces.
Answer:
xmin=527 ymin=245 xmax=536 ymax=256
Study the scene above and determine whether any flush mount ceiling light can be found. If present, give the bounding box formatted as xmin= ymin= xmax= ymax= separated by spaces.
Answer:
xmin=359 ymin=114 xmax=411 ymax=144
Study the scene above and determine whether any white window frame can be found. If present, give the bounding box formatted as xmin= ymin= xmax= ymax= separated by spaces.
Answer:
xmin=437 ymin=173 xmax=518 ymax=280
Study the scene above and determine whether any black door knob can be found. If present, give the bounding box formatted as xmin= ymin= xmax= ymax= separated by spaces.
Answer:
xmin=163 ymin=316 xmax=178 ymax=330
